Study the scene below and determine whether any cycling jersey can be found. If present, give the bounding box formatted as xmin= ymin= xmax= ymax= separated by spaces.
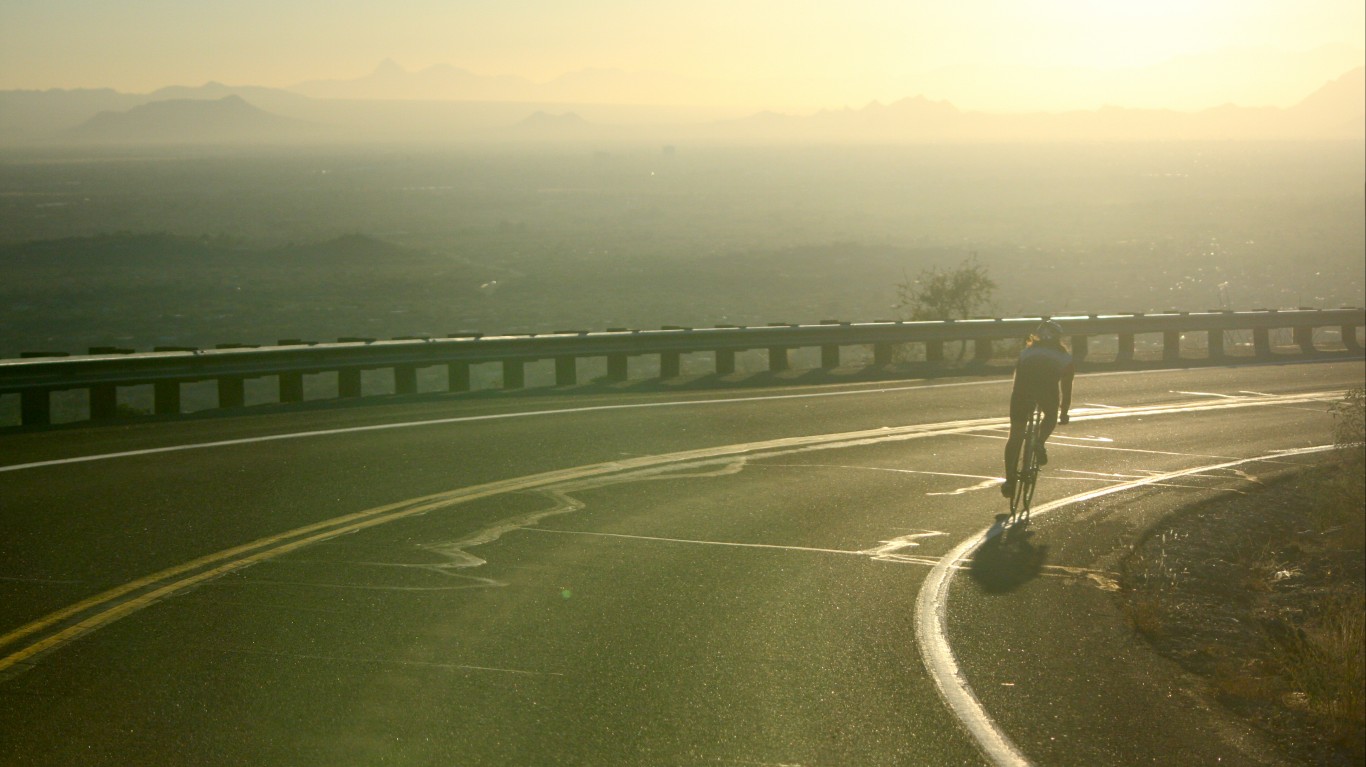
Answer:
xmin=1014 ymin=345 xmax=1073 ymax=393
xmin=1010 ymin=343 xmax=1075 ymax=421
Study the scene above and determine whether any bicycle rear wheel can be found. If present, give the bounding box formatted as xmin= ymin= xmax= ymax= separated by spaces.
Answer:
xmin=1010 ymin=407 xmax=1042 ymax=519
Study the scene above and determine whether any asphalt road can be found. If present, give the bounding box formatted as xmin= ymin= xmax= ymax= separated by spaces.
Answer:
xmin=1 ymin=360 xmax=1361 ymax=766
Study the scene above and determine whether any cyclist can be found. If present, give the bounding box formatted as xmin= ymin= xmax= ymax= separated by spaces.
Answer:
xmin=1001 ymin=320 xmax=1075 ymax=498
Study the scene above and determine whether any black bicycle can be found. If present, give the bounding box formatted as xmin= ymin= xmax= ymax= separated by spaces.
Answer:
xmin=1009 ymin=405 xmax=1043 ymax=523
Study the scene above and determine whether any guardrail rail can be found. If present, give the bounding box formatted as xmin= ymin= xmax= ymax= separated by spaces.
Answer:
xmin=2 ymin=309 xmax=1362 ymax=427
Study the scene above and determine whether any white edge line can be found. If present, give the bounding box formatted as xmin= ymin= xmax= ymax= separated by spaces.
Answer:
xmin=6 ymin=361 xmax=1351 ymax=474
xmin=913 ymin=443 xmax=1337 ymax=767
xmin=2 ymin=378 xmax=1016 ymax=473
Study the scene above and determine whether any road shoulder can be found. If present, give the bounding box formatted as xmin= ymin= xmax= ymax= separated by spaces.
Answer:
xmin=1118 ymin=460 xmax=1365 ymax=767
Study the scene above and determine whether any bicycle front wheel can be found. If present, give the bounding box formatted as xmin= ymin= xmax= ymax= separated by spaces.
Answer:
xmin=1012 ymin=408 xmax=1042 ymax=517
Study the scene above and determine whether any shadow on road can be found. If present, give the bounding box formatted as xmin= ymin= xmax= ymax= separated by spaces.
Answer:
xmin=968 ymin=518 xmax=1049 ymax=594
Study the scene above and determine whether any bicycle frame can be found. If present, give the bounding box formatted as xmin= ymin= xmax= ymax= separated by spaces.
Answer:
xmin=1009 ymin=404 xmax=1043 ymax=522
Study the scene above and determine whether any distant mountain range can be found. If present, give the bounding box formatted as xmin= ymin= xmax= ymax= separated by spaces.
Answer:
xmin=290 ymin=59 xmax=716 ymax=107
xmin=64 ymin=95 xmax=316 ymax=144
xmin=726 ymin=67 xmax=1365 ymax=142
xmin=1 ymin=66 xmax=1361 ymax=146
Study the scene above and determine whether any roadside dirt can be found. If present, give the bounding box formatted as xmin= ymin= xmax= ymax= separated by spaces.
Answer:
xmin=1118 ymin=461 xmax=1365 ymax=767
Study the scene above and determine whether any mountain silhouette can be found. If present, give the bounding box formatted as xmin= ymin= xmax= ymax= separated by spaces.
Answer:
xmin=291 ymin=59 xmax=538 ymax=101
xmin=5 ymin=65 xmax=1361 ymax=146
xmin=66 ymin=95 xmax=315 ymax=144
xmin=0 ymin=88 xmax=143 ymax=137
xmin=1285 ymin=66 xmax=1365 ymax=132
xmin=725 ymin=71 xmax=1364 ymax=142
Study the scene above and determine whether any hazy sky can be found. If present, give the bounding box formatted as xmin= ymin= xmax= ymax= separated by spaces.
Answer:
xmin=2 ymin=0 xmax=1363 ymax=111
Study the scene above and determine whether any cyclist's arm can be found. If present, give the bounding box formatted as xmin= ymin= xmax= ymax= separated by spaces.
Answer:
xmin=1059 ymin=361 xmax=1075 ymax=423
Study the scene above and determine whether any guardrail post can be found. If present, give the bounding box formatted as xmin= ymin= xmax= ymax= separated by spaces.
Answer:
xmin=660 ymin=352 xmax=680 ymax=378
xmin=89 ymin=347 xmax=130 ymax=419
xmin=715 ymin=350 xmax=735 ymax=375
xmin=819 ymin=321 xmax=841 ymax=368
xmin=873 ymin=343 xmax=894 ymax=366
xmin=1207 ymin=329 xmax=1225 ymax=360
xmin=155 ymin=381 xmax=181 ymax=414
xmin=502 ymin=360 xmax=525 ymax=389
xmin=555 ymin=356 xmax=577 ymax=386
xmin=766 ymin=324 xmax=792 ymax=372
xmin=1070 ymin=335 xmax=1088 ymax=363
xmin=395 ymin=365 xmax=418 ymax=395
xmin=91 ymin=383 xmax=118 ymax=420
xmin=339 ymin=369 xmax=362 ymax=398
xmin=607 ymin=354 xmax=628 ymax=382
xmin=926 ymin=340 xmax=944 ymax=362
xmin=1343 ymin=324 xmax=1363 ymax=353
xmin=1253 ymin=328 xmax=1272 ymax=358
xmin=1117 ymin=333 xmax=1135 ymax=363
xmin=768 ymin=347 xmax=789 ymax=371
xmin=21 ymin=389 xmax=51 ymax=426
xmin=280 ymin=372 xmax=304 ymax=403
xmin=1293 ymin=325 xmax=1315 ymax=355
xmin=1163 ymin=331 xmax=1181 ymax=362
xmin=218 ymin=377 xmax=245 ymax=409
xmin=821 ymin=344 xmax=840 ymax=368
xmin=973 ymin=338 xmax=992 ymax=362
xmin=448 ymin=362 xmax=470 ymax=392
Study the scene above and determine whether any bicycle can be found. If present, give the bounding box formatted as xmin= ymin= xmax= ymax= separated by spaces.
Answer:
xmin=1008 ymin=404 xmax=1043 ymax=523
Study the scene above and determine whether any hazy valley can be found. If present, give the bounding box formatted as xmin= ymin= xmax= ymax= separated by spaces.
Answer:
xmin=1 ymin=141 xmax=1362 ymax=361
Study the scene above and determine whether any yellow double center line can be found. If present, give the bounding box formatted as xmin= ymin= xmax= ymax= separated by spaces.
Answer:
xmin=0 ymin=391 xmax=1340 ymax=675
xmin=0 ymin=416 xmax=1011 ymax=675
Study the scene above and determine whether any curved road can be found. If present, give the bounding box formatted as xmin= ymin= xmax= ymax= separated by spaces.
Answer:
xmin=1 ymin=360 xmax=1361 ymax=766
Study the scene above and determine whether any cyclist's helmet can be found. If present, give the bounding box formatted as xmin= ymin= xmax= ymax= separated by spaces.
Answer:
xmin=1033 ymin=320 xmax=1064 ymax=342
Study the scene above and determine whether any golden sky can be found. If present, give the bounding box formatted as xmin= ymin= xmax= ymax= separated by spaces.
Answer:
xmin=2 ymin=0 xmax=1362 ymax=111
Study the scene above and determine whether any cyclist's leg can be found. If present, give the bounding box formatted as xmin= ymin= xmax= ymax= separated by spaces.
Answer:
xmin=1036 ymin=389 xmax=1061 ymax=442
xmin=1003 ymin=393 xmax=1033 ymax=489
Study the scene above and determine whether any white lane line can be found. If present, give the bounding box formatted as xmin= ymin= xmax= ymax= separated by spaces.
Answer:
xmin=866 ymin=531 xmax=948 ymax=561
xmin=2 ymin=372 xmax=1345 ymax=474
xmin=761 ymin=462 xmax=998 ymax=482
xmin=759 ymin=460 xmax=1218 ymax=492
xmin=955 ymin=432 xmax=1237 ymax=460
xmin=914 ymin=443 xmax=1337 ymax=767
xmin=1058 ymin=469 xmax=1150 ymax=479
xmin=526 ymin=528 xmax=866 ymax=557
xmin=527 ymin=528 xmax=950 ymax=564
xmin=0 ymin=378 xmax=1019 ymax=474
xmin=928 ymin=479 xmax=1002 ymax=496
xmin=762 ymin=460 xmax=1122 ymax=495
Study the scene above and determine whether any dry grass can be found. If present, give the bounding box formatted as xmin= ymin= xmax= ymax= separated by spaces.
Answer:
xmin=1118 ymin=388 xmax=1365 ymax=765
xmin=1267 ymin=592 xmax=1366 ymax=753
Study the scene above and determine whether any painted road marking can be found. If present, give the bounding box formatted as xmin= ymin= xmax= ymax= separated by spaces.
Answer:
xmin=0 ymin=368 xmax=1340 ymax=474
xmin=526 ymin=528 xmax=868 ymax=557
xmin=0 ymin=413 xmax=1033 ymax=673
xmin=0 ymin=390 xmax=1345 ymax=677
xmin=0 ymin=378 xmax=1020 ymax=474
xmin=914 ymin=443 xmax=1338 ymax=767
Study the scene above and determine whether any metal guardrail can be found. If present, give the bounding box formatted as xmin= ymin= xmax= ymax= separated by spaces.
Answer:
xmin=2 ymin=309 xmax=1362 ymax=427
